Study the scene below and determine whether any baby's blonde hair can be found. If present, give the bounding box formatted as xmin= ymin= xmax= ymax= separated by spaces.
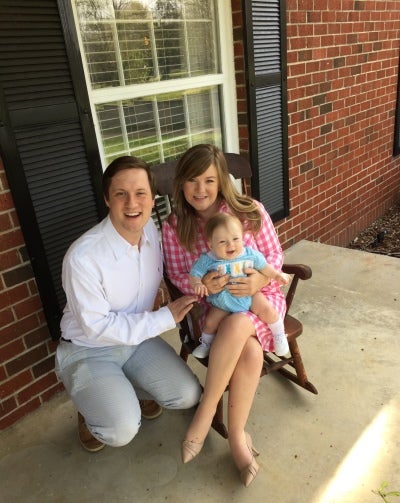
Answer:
xmin=204 ymin=213 xmax=243 ymax=242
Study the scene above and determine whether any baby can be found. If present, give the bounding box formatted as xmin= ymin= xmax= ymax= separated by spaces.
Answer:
xmin=189 ymin=213 xmax=290 ymax=358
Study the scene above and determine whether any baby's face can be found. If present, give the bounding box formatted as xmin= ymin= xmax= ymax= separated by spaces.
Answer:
xmin=208 ymin=220 xmax=243 ymax=260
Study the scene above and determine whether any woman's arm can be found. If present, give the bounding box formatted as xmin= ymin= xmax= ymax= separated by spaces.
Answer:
xmin=227 ymin=267 xmax=268 ymax=297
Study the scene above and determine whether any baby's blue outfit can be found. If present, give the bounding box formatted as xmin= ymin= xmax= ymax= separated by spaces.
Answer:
xmin=190 ymin=246 xmax=267 ymax=312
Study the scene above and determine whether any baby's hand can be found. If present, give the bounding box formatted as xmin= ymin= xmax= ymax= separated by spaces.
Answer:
xmin=194 ymin=283 xmax=209 ymax=297
xmin=275 ymin=272 xmax=290 ymax=286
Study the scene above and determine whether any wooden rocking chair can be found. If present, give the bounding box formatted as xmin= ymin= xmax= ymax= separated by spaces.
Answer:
xmin=152 ymin=153 xmax=318 ymax=439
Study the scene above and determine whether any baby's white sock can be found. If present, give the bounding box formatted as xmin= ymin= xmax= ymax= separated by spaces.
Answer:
xmin=268 ymin=318 xmax=289 ymax=356
xmin=268 ymin=318 xmax=285 ymax=336
xmin=200 ymin=332 xmax=215 ymax=345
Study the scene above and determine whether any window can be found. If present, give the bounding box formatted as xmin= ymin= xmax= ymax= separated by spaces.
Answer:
xmin=71 ymin=0 xmax=238 ymax=167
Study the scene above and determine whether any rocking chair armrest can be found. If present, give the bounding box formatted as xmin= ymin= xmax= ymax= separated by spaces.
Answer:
xmin=282 ymin=263 xmax=312 ymax=280
xmin=162 ymin=271 xmax=202 ymax=341
xmin=162 ymin=270 xmax=184 ymax=301
xmin=282 ymin=263 xmax=312 ymax=313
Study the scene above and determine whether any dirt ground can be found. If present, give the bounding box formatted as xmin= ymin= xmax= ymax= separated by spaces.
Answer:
xmin=348 ymin=202 xmax=400 ymax=258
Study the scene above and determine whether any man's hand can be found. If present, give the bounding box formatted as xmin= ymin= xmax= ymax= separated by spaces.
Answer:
xmin=167 ymin=295 xmax=197 ymax=323
xmin=227 ymin=268 xmax=270 ymax=297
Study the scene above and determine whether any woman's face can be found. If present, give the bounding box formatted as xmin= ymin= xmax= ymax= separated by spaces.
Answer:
xmin=182 ymin=163 xmax=219 ymax=218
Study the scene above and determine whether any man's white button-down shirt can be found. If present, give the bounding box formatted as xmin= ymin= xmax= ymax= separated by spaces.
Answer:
xmin=60 ymin=216 xmax=175 ymax=347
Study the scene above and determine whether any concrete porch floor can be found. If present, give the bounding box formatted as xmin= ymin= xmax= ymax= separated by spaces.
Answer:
xmin=1 ymin=240 xmax=399 ymax=503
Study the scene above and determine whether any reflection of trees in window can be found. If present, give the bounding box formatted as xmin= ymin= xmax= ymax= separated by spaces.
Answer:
xmin=159 ymin=98 xmax=185 ymax=137
xmin=119 ymin=22 xmax=154 ymax=84
xmin=153 ymin=1 xmax=216 ymax=79
xmin=81 ymin=23 xmax=119 ymax=88
xmin=74 ymin=1 xmax=223 ymax=165
xmin=181 ymin=0 xmax=212 ymax=19
xmin=124 ymin=99 xmax=156 ymax=142
xmin=152 ymin=1 xmax=182 ymax=79
xmin=188 ymin=92 xmax=213 ymax=132
xmin=75 ymin=0 xmax=113 ymax=21
xmin=76 ymin=0 xmax=152 ymax=88
xmin=153 ymin=0 xmax=182 ymax=19
xmin=154 ymin=22 xmax=185 ymax=80
xmin=187 ymin=21 xmax=215 ymax=75
xmin=76 ymin=0 xmax=216 ymax=88
xmin=113 ymin=0 xmax=150 ymax=20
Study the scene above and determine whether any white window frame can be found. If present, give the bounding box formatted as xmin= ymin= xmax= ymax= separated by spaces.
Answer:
xmin=71 ymin=0 xmax=239 ymax=169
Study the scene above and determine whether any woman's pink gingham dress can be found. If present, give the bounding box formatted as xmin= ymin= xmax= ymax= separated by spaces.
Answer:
xmin=162 ymin=201 xmax=286 ymax=352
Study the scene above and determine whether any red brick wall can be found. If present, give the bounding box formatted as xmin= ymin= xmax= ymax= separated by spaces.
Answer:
xmin=1 ymin=1 xmax=400 ymax=428
xmin=231 ymin=0 xmax=250 ymax=154
xmin=0 ymin=158 xmax=63 ymax=429
xmin=232 ymin=0 xmax=400 ymax=249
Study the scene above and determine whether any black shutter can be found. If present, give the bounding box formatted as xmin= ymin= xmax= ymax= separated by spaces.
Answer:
xmin=0 ymin=0 xmax=105 ymax=339
xmin=243 ymin=0 xmax=289 ymax=221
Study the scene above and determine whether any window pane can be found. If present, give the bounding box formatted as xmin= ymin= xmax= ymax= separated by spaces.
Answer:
xmin=125 ymin=100 xmax=157 ymax=143
xmin=184 ymin=0 xmax=213 ymax=19
xmin=75 ymin=0 xmax=218 ymax=88
xmin=97 ymin=86 xmax=222 ymax=165
xmin=118 ymin=22 xmax=155 ymax=84
xmin=80 ymin=22 xmax=119 ymax=89
xmin=154 ymin=22 xmax=188 ymax=79
xmin=75 ymin=0 xmax=115 ymax=21
xmin=187 ymin=20 xmax=216 ymax=75
xmin=97 ymin=103 xmax=126 ymax=155
xmin=113 ymin=1 xmax=151 ymax=20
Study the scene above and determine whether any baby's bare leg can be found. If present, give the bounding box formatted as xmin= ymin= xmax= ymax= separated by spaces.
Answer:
xmin=203 ymin=306 xmax=230 ymax=334
xmin=251 ymin=292 xmax=279 ymax=325
xmin=192 ymin=306 xmax=229 ymax=358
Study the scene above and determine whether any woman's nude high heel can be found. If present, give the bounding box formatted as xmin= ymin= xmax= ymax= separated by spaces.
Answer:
xmin=239 ymin=433 xmax=260 ymax=487
xmin=181 ymin=439 xmax=204 ymax=463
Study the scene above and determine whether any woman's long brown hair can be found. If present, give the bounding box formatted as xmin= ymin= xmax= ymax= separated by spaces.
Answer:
xmin=171 ymin=144 xmax=261 ymax=251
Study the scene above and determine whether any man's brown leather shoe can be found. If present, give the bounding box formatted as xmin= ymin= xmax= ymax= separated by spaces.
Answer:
xmin=139 ymin=400 xmax=163 ymax=419
xmin=78 ymin=412 xmax=105 ymax=452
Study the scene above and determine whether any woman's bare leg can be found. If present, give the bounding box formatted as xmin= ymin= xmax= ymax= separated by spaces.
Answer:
xmin=184 ymin=314 xmax=256 ymax=443
xmin=202 ymin=306 xmax=230 ymax=335
xmin=227 ymin=336 xmax=263 ymax=470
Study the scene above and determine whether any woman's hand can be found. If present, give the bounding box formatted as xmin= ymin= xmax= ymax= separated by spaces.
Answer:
xmin=202 ymin=270 xmax=230 ymax=295
xmin=227 ymin=268 xmax=270 ymax=297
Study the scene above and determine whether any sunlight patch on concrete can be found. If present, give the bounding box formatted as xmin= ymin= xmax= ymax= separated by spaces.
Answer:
xmin=312 ymin=396 xmax=399 ymax=503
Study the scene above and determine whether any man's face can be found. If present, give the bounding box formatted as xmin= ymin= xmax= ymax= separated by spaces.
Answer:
xmin=105 ymin=168 xmax=155 ymax=245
